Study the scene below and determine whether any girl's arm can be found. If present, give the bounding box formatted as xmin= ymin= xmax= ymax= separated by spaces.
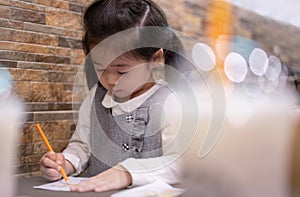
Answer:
xmin=39 ymin=85 xmax=97 ymax=180
xmin=119 ymin=92 xmax=183 ymax=186
xmin=62 ymin=86 xmax=97 ymax=176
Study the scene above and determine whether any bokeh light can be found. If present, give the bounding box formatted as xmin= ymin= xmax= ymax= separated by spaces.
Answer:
xmin=265 ymin=55 xmax=282 ymax=81
xmin=258 ymin=76 xmax=278 ymax=94
xmin=224 ymin=52 xmax=248 ymax=83
xmin=192 ymin=43 xmax=216 ymax=71
xmin=249 ymin=48 xmax=269 ymax=76
xmin=276 ymin=64 xmax=289 ymax=93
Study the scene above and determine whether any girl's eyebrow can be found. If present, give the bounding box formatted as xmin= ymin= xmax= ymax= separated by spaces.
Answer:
xmin=92 ymin=61 xmax=128 ymax=68
xmin=111 ymin=64 xmax=128 ymax=67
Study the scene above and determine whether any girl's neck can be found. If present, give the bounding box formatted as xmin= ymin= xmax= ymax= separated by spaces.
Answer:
xmin=130 ymin=82 xmax=156 ymax=99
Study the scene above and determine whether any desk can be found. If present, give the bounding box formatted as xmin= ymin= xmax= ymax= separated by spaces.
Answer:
xmin=17 ymin=177 xmax=186 ymax=197
xmin=17 ymin=177 xmax=118 ymax=197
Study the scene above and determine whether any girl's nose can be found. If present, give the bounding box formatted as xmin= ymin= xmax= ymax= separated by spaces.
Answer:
xmin=106 ymin=73 xmax=119 ymax=87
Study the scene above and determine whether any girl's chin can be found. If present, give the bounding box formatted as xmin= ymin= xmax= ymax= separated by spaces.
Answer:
xmin=112 ymin=93 xmax=131 ymax=102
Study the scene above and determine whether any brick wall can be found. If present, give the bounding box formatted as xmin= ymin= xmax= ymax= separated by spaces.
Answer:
xmin=0 ymin=0 xmax=93 ymax=177
xmin=0 ymin=0 xmax=299 ymax=176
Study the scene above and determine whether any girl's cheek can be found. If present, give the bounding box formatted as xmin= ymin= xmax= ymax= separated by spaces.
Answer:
xmin=99 ymin=75 xmax=107 ymax=88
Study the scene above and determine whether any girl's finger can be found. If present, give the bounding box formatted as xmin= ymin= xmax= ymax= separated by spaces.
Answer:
xmin=70 ymin=178 xmax=101 ymax=192
xmin=44 ymin=151 xmax=57 ymax=161
xmin=56 ymin=153 xmax=64 ymax=165
xmin=40 ymin=156 xmax=60 ymax=171
xmin=40 ymin=167 xmax=61 ymax=181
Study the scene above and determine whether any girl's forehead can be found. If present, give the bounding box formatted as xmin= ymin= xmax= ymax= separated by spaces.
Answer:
xmin=91 ymin=51 xmax=147 ymax=66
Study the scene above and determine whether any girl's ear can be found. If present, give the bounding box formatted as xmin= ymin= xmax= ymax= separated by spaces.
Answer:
xmin=151 ymin=48 xmax=166 ymax=82
xmin=151 ymin=48 xmax=164 ymax=63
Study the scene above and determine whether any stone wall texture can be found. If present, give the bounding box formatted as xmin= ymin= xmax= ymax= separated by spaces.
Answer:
xmin=0 ymin=0 xmax=93 ymax=177
xmin=0 ymin=0 xmax=299 ymax=176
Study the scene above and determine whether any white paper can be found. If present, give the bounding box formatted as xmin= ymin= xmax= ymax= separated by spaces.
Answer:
xmin=33 ymin=177 xmax=87 ymax=191
xmin=111 ymin=180 xmax=185 ymax=197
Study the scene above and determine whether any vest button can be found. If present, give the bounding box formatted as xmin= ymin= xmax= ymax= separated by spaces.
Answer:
xmin=125 ymin=114 xmax=133 ymax=123
xmin=122 ymin=143 xmax=129 ymax=151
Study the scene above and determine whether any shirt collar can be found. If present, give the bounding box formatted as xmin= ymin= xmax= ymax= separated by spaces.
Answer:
xmin=102 ymin=80 xmax=167 ymax=115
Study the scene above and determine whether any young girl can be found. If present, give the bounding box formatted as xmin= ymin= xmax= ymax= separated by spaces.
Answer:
xmin=40 ymin=0 xmax=187 ymax=192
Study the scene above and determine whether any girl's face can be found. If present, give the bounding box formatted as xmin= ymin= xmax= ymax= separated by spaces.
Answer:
xmin=92 ymin=53 xmax=154 ymax=102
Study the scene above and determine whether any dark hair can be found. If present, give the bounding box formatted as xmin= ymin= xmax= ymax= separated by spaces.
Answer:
xmin=83 ymin=0 xmax=186 ymax=67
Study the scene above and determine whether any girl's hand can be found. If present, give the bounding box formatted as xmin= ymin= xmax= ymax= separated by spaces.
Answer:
xmin=40 ymin=151 xmax=74 ymax=181
xmin=70 ymin=164 xmax=132 ymax=192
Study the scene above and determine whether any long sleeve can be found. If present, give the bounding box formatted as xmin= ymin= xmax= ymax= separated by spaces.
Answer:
xmin=119 ymin=93 xmax=183 ymax=186
xmin=62 ymin=86 xmax=96 ymax=175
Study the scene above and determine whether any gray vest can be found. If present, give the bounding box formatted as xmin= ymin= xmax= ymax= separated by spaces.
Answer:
xmin=87 ymin=84 xmax=171 ymax=176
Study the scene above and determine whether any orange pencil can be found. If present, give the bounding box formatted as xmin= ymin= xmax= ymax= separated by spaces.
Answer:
xmin=36 ymin=123 xmax=70 ymax=185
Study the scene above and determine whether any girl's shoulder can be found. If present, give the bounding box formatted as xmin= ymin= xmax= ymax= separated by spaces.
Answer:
xmin=81 ymin=83 xmax=102 ymax=108
xmin=148 ymin=84 xmax=174 ymax=100
xmin=142 ymin=85 xmax=179 ymax=109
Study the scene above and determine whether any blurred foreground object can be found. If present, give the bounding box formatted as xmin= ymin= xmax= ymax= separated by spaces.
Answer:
xmin=290 ymin=108 xmax=300 ymax=197
xmin=0 ymin=68 xmax=23 ymax=197
xmin=182 ymin=86 xmax=299 ymax=197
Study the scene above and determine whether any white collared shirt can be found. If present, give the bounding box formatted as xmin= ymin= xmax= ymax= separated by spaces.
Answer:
xmin=63 ymin=81 xmax=182 ymax=186
xmin=102 ymin=80 xmax=167 ymax=115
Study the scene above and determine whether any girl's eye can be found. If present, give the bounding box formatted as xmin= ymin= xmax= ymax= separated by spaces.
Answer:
xmin=96 ymin=69 xmax=105 ymax=72
xmin=118 ymin=71 xmax=128 ymax=75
